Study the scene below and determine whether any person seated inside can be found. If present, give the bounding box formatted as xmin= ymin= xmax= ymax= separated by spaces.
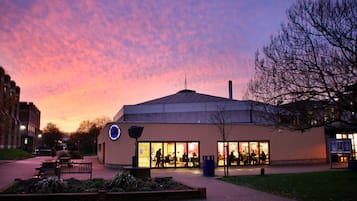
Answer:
xmin=238 ymin=152 xmax=243 ymax=165
xmin=191 ymin=152 xmax=198 ymax=167
xmin=250 ymin=151 xmax=258 ymax=165
xmin=164 ymin=154 xmax=171 ymax=163
xmin=228 ymin=151 xmax=236 ymax=166
xmin=260 ymin=151 xmax=267 ymax=164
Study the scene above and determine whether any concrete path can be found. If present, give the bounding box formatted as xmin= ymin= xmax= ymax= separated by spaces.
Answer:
xmin=0 ymin=156 xmax=330 ymax=201
xmin=0 ymin=156 xmax=53 ymax=191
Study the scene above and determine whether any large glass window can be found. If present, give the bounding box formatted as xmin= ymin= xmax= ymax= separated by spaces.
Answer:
xmin=239 ymin=142 xmax=249 ymax=165
xmin=218 ymin=141 xmax=270 ymax=167
xmin=217 ymin=142 xmax=227 ymax=166
xmin=176 ymin=142 xmax=188 ymax=167
xmin=187 ymin=142 xmax=199 ymax=167
xmin=138 ymin=142 xmax=150 ymax=167
xmin=259 ymin=142 xmax=270 ymax=164
xmin=138 ymin=141 xmax=199 ymax=168
xmin=336 ymin=133 xmax=357 ymax=160
xmin=163 ymin=142 xmax=175 ymax=167
xmin=249 ymin=142 xmax=259 ymax=165
xmin=228 ymin=142 xmax=238 ymax=166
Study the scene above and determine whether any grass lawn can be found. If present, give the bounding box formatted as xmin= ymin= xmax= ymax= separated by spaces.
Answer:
xmin=220 ymin=170 xmax=357 ymax=201
xmin=0 ymin=148 xmax=33 ymax=160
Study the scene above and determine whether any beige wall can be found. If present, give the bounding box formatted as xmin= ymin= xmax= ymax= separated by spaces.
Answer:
xmin=97 ymin=122 xmax=326 ymax=167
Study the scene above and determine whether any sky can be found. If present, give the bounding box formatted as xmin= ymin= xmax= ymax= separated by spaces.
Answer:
xmin=0 ymin=0 xmax=293 ymax=133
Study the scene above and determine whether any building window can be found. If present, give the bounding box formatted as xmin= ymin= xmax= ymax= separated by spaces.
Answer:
xmin=138 ymin=141 xmax=200 ymax=168
xmin=336 ymin=133 xmax=357 ymax=159
xmin=217 ymin=141 xmax=270 ymax=167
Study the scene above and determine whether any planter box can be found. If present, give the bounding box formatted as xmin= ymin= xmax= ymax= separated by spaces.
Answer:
xmin=0 ymin=188 xmax=206 ymax=201
xmin=123 ymin=167 xmax=150 ymax=179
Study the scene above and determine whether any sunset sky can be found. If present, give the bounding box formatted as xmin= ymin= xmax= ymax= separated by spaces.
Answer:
xmin=0 ymin=0 xmax=293 ymax=133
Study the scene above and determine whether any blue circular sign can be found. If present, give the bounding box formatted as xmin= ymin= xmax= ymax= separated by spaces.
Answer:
xmin=109 ymin=124 xmax=121 ymax=141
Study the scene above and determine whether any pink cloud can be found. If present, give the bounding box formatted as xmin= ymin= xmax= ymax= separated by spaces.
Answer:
xmin=0 ymin=0 xmax=292 ymax=132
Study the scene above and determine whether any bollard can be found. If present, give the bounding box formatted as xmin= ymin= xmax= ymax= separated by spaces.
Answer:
xmin=260 ymin=167 xmax=265 ymax=176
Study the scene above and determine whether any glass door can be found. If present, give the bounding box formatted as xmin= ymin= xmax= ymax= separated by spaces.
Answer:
xmin=151 ymin=142 xmax=163 ymax=168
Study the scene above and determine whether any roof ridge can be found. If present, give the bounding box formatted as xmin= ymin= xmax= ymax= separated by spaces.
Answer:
xmin=137 ymin=89 xmax=235 ymax=105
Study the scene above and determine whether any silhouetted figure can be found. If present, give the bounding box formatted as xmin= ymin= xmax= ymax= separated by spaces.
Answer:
xmin=155 ymin=149 xmax=161 ymax=167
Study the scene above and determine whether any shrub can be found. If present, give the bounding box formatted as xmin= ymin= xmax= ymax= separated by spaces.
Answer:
xmin=109 ymin=171 xmax=138 ymax=191
xmin=0 ymin=149 xmax=32 ymax=160
xmin=33 ymin=177 xmax=66 ymax=193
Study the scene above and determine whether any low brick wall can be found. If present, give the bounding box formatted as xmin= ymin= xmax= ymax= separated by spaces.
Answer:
xmin=0 ymin=188 xmax=206 ymax=201
xmin=271 ymin=158 xmax=327 ymax=166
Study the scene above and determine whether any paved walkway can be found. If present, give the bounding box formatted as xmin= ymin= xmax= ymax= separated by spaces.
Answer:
xmin=0 ymin=156 xmax=330 ymax=201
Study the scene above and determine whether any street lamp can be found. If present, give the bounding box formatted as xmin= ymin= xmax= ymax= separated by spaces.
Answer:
xmin=128 ymin=126 xmax=144 ymax=168
xmin=20 ymin=125 xmax=26 ymax=131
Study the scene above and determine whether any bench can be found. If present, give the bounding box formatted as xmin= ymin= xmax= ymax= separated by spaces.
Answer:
xmin=58 ymin=156 xmax=71 ymax=164
xmin=59 ymin=162 xmax=92 ymax=179
xmin=35 ymin=160 xmax=60 ymax=178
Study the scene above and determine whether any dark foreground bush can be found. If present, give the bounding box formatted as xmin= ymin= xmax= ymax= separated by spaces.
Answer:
xmin=2 ymin=171 xmax=190 ymax=194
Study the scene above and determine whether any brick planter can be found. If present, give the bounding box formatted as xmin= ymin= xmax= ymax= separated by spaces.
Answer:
xmin=0 ymin=188 xmax=206 ymax=201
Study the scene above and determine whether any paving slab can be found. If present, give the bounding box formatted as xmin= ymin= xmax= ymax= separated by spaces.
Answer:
xmin=0 ymin=156 xmax=330 ymax=201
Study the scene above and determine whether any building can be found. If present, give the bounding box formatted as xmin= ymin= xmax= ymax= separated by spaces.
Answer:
xmin=98 ymin=85 xmax=327 ymax=168
xmin=19 ymin=102 xmax=41 ymax=152
xmin=0 ymin=66 xmax=21 ymax=149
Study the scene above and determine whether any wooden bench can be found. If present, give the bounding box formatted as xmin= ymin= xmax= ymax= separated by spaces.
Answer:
xmin=59 ymin=162 xmax=92 ymax=179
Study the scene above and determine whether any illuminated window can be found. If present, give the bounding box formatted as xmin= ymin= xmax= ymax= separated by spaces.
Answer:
xmin=336 ymin=133 xmax=357 ymax=159
xmin=137 ymin=141 xmax=200 ymax=168
xmin=138 ymin=142 xmax=150 ymax=168
xmin=217 ymin=141 xmax=270 ymax=167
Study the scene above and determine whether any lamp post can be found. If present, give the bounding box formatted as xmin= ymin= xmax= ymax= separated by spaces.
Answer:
xmin=20 ymin=124 xmax=27 ymax=151
xmin=128 ymin=126 xmax=144 ymax=168
xmin=37 ymin=133 xmax=42 ymax=151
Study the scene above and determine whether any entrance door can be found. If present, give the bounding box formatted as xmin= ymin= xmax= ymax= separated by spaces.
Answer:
xmin=151 ymin=143 xmax=163 ymax=168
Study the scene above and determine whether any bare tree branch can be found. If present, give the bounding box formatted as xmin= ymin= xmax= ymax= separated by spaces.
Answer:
xmin=246 ymin=0 xmax=357 ymax=130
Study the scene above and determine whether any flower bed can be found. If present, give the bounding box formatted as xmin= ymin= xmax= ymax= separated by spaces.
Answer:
xmin=0 ymin=171 xmax=206 ymax=201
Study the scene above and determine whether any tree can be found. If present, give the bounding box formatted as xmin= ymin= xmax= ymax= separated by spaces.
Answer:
xmin=211 ymin=104 xmax=232 ymax=176
xmin=246 ymin=0 xmax=357 ymax=130
xmin=67 ymin=117 xmax=110 ymax=154
xmin=76 ymin=117 xmax=110 ymax=133
xmin=42 ymin=123 xmax=65 ymax=149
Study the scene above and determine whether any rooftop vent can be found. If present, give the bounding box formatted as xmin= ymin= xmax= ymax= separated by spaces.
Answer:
xmin=178 ymin=89 xmax=196 ymax=93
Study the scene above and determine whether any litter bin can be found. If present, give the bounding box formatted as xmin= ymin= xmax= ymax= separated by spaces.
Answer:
xmin=348 ymin=160 xmax=357 ymax=171
xmin=202 ymin=155 xmax=215 ymax=177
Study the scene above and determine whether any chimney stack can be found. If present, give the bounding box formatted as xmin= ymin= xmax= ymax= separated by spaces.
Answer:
xmin=228 ymin=80 xmax=233 ymax=100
